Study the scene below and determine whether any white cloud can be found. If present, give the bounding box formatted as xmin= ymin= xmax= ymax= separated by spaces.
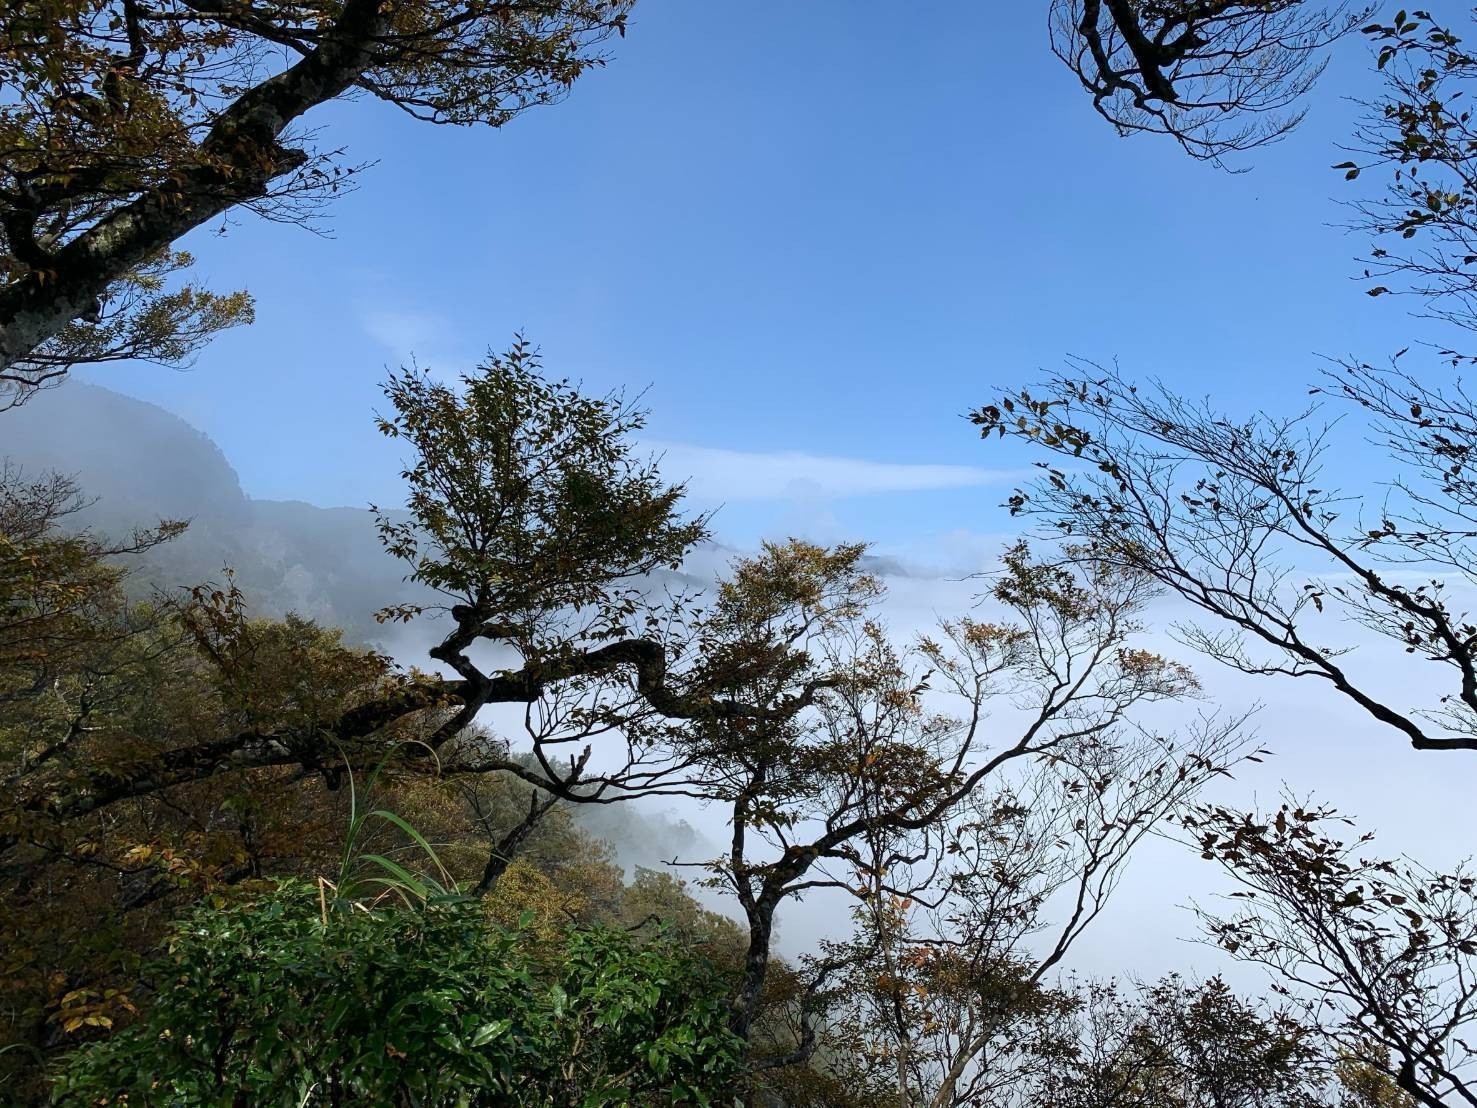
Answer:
xmin=362 ymin=308 xmax=440 ymax=358
xmin=360 ymin=306 xmax=479 ymax=375
xmin=649 ymin=441 xmax=1017 ymax=503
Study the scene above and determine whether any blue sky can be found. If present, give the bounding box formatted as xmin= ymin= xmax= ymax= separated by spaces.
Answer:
xmin=77 ymin=1 xmax=1443 ymax=549
xmin=55 ymin=0 xmax=1477 ymax=976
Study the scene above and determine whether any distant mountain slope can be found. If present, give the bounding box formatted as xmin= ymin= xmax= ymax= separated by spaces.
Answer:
xmin=1 ymin=383 xmax=411 ymax=640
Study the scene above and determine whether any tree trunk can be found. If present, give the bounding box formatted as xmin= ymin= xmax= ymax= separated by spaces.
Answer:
xmin=731 ymin=897 xmax=777 ymax=1041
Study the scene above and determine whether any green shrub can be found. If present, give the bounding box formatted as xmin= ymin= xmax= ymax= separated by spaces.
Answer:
xmin=50 ymin=879 xmax=743 ymax=1106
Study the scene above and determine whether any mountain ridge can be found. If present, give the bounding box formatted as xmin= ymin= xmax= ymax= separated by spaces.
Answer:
xmin=1 ymin=382 xmax=408 ymax=640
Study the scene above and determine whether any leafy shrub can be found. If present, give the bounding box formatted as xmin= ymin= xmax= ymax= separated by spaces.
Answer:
xmin=50 ymin=879 xmax=743 ymax=1106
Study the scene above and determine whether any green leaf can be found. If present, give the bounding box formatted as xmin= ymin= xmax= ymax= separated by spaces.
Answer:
xmin=470 ymin=1019 xmax=512 ymax=1047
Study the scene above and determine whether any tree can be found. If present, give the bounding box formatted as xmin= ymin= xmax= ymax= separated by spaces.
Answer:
xmin=809 ymin=692 xmax=1247 ymax=1106
xmin=1185 ymin=802 xmax=1477 ymax=1108
xmin=1023 ymin=974 xmax=1330 ymax=1108
xmin=676 ymin=537 xmax=1243 ymax=1061
xmin=370 ymin=334 xmax=708 ymax=767
xmin=0 ymin=342 xmax=828 ymax=1076
xmin=975 ymin=5 xmax=1477 ymax=760
xmin=0 ymin=340 xmax=716 ymax=863
xmin=0 ymin=466 xmax=184 ymax=703
xmin=1049 ymin=0 xmax=1367 ymax=163
xmin=0 ymin=0 xmax=629 ymax=407
xmin=1340 ymin=9 xmax=1477 ymax=330
xmin=974 ymin=9 xmax=1477 ymax=1102
xmin=0 ymin=514 xmax=414 ymax=1089
xmin=972 ymin=358 xmax=1477 ymax=755
xmin=0 ymin=345 xmax=1160 ymax=1094
xmin=1339 ymin=1055 xmax=1421 ymax=1108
